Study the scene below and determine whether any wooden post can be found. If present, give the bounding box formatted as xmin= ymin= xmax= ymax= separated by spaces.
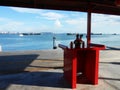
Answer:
xmin=53 ymin=36 xmax=57 ymax=49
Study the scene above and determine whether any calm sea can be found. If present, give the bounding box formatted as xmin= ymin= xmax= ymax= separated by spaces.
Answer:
xmin=0 ymin=33 xmax=119 ymax=51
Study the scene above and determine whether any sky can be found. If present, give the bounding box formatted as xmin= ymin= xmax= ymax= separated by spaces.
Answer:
xmin=0 ymin=6 xmax=120 ymax=34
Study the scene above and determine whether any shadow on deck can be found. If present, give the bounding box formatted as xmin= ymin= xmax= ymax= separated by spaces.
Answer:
xmin=0 ymin=53 xmax=69 ymax=89
xmin=0 ymin=71 xmax=70 ymax=89
xmin=0 ymin=54 xmax=39 ymax=73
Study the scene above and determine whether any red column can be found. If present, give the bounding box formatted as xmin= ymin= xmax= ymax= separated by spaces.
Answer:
xmin=87 ymin=10 xmax=91 ymax=48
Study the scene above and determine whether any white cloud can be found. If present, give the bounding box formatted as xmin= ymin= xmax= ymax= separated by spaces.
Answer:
xmin=65 ymin=18 xmax=86 ymax=25
xmin=0 ymin=17 xmax=11 ymax=22
xmin=91 ymin=14 xmax=120 ymax=33
xmin=10 ymin=7 xmax=65 ymax=20
xmin=0 ymin=20 xmax=24 ymax=32
xmin=55 ymin=19 xmax=62 ymax=27
xmin=66 ymin=19 xmax=79 ymax=25
xmin=10 ymin=7 xmax=65 ymax=29
xmin=41 ymin=12 xmax=64 ymax=20
xmin=52 ymin=13 xmax=120 ymax=29
xmin=9 ymin=7 xmax=43 ymax=14
xmin=41 ymin=12 xmax=64 ymax=28
xmin=64 ymin=17 xmax=87 ymax=33
xmin=65 ymin=14 xmax=120 ymax=33
xmin=92 ymin=14 xmax=120 ymax=25
xmin=0 ymin=18 xmax=6 ymax=21
xmin=5 ymin=7 xmax=120 ymax=33
xmin=0 ymin=18 xmax=50 ymax=33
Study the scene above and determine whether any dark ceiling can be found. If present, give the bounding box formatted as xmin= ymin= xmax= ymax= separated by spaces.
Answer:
xmin=0 ymin=0 xmax=120 ymax=15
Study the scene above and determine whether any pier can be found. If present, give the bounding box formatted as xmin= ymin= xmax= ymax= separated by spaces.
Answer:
xmin=0 ymin=49 xmax=119 ymax=90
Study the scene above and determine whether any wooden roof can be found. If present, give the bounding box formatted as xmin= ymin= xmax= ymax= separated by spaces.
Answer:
xmin=0 ymin=0 xmax=120 ymax=15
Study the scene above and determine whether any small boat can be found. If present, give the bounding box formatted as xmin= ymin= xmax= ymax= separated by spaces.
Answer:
xmin=19 ymin=33 xmax=24 ymax=37
xmin=22 ymin=33 xmax=41 ymax=35
xmin=67 ymin=33 xmax=76 ymax=35
xmin=91 ymin=33 xmax=102 ymax=35
xmin=112 ymin=33 xmax=117 ymax=35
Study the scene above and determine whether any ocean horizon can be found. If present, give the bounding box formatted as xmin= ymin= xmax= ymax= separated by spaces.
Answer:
xmin=0 ymin=33 xmax=119 ymax=51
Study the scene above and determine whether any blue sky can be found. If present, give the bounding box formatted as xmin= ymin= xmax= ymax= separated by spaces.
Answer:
xmin=0 ymin=6 xmax=120 ymax=33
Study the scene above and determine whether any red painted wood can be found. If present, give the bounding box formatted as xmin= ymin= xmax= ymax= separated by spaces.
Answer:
xmin=90 ymin=43 xmax=106 ymax=50
xmin=60 ymin=44 xmax=104 ymax=89
xmin=64 ymin=49 xmax=77 ymax=89
xmin=77 ymin=48 xmax=99 ymax=84
xmin=84 ymin=48 xmax=99 ymax=84
xmin=87 ymin=11 xmax=91 ymax=48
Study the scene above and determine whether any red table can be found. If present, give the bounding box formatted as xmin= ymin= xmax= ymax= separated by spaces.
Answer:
xmin=59 ymin=44 xmax=105 ymax=89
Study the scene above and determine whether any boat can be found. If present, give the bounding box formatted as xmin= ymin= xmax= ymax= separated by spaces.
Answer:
xmin=19 ymin=33 xmax=24 ymax=37
xmin=22 ymin=33 xmax=41 ymax=35
xmin=112 ymin=33 xmax=117 ymax=35
xmin=91 ymin=33 xmax=102 ymax=35
xmin=67 ymin=33 xmax=76 ymax=35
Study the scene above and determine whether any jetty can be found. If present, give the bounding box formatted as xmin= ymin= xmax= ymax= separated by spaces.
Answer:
xmin=0 ymin=49 xmax=119 ymax=90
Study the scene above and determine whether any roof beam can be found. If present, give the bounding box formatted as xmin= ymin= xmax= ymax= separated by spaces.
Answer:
xmin=0 ymin=0 xmax=120 ymax=15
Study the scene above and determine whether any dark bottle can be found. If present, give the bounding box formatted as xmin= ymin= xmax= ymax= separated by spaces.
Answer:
xmin=79 ymin=34 xmax=85 ymax=48
xmin=74 ymin=34 xmax=80 ymax=49
xmin=70 ymin=41 xmax=73 ymax=49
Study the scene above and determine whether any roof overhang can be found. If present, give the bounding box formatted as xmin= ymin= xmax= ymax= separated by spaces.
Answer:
xmin=0 ymin=0 xmax=120 ymax=15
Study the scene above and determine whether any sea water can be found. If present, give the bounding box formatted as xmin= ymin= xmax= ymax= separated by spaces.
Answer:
xmin=0 ymin=33 xmax=119 ymax=51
